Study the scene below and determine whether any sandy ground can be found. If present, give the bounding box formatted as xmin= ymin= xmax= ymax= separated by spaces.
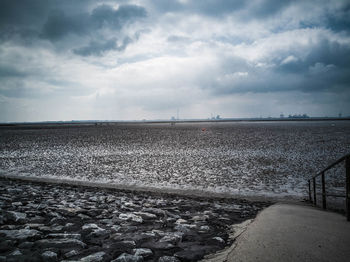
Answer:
xmin=1 ymin=121 xmax=349 ymax=200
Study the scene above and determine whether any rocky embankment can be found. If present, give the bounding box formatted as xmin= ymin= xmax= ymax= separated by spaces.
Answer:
xmin=0 ymin=178 xmax=269 ymax=262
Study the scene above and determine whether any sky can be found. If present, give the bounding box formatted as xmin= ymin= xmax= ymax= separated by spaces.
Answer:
xmin=0 ymin=0 xmax=350 ymax=122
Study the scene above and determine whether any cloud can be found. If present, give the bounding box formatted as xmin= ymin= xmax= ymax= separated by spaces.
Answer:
xmin=147 ymin=0 xmax=295 ymax=19
xmin=0 ymin=0 xmax=49 ymax=27
xmin=41 ymin=4 xmax=146 ymax=41
xmin=0 ymin=65 xmax=27 ymax=78
xmin=41 ymin=10 xmax=90 ymax=40
xmin=73 ymin=37 xmax=132 ymax=56
xmin=0 ymin=1 xmax=146 ymax=57
xmin=0 ymin=0 xmax=350 ymax=121
xmin=91 ymin=4 xmax=147 ymax=28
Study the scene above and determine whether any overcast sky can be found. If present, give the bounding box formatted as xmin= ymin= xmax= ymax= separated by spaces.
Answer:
xmin=1 ymin=0 xmax=350 ymax=122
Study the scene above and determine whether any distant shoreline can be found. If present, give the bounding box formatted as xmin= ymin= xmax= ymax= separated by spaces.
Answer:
xmin=1 ymin=117 xmax=350 ymax=127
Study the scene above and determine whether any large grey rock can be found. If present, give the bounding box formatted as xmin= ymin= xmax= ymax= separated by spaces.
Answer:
xmin=174 ymin=224 xmax=190 ymax=233
xmin=78 ymin=214 xmax=91 ymax=220
xmin=158 ymin=256 xmax=180 ymax=262
xmin=50 ymin=217 xmax=66 ymax=224
xmin=106 ymin=196 xmax=116 ymax=203
xmin=191 ymin=215 xmax=209 ymax=222
xmin=9 ymin=249 xmax=22 ymax=256
xmin=212 ymin=236 xmax=225 ymax=244
xmin=57 ymin=207 xmax=85 ymax=217
xmin=174 ymin=219 xmax=187 ymax=225
xmin=82 ymin=223 xmax=107 ymax=238
xmin=88 ymin=196 xmax=98 ymax=202
xmin=42 ymin=251 xmax=58 ymax=262
xmin=82 ymin=224 xmax=103 ymax=231
xmin=64 ymin=250 xmax=80 ymax=259
xmin=119 ymin=213 xmax=143 ymax=223
xmin=48 ymin=233 xmax=81 ymax=239
xmin=18 ymin=241 xmax=34 ymax=249
xmin=123 ymin=202 xmax=138 ymax=208
xmin=99 ymin=218 xmax=114 ymax=225
xmin=0 ymin=225 xmax=16 ymax=230
xmin=0 ymin=240 xmax=14 ymax=252
xmin=88 ymin=228 xmax=108 ymax=238
xmin=112 ymin=253 xmax=143 ymax=262
xmin=7 ymin=188 xmax=23 ymax=194
xmin=0 ymin=229 xmax=42 ymax=240
xmin=24 ymin=223 xmax=45 ymax=229
xmin=6 ymin=211 xmax=27 ymax=222
xmin=79 ymin=251 xmax=105 ymax=262
xmin=142 ymin=208 xmax=165 ymax=216
xmin=159 ymin=233 xmax=182 ymax=244
xmin=133 ymin=248 xmax=153 ymax=257
xmin=29 ymin=215 xmax=45 ymax=223
xmin=36 ymin=238 xmax=86 ymax=248
xmin=64 ymin=223 xmax=75 ymax=229
xmin=142 ymin=241 xmax=174 ymax=250
xmin=133 ymin=212 xmax=157 ymax=220
xmin=199 ymin=225 xmax=210 ymax=232
xmin=111 ymin=225 xmax=121 ymax=232
xmin=39 ymin=225 xmax=64 ymax=232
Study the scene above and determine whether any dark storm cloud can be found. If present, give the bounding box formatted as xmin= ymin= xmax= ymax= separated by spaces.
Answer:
xmin=276 ymin=39 xmax=350 ymax=92
xmin=208 ymin=36 xmax=350 ymax=96
xmin=0 ymin=0 xmax=48 ymax=41
xmin=247 ymin=0 xmax=293 ymax=18
xmin=277 ymin=39 xmax=350 ymax=74
xmin=40 ymin=10 xmax=90 ymax=40
xmin=73 ymin=37 xmax=132 ymax=56
xmin=299 ymin=4 xmax=350 ymax=33
xmin=0 ymin=65 xmax=27 ymax=78
xmin=147 ymin=0 xmax=292 ymax=18
xmin=0 ymin=0 xmax=96 ymax=40
xmin=0 ymin=0 xmax=49 ymax=27
xmin=147 ymin=0 xmax=246 ymax=16
xmin=41 ymin=4 xmax=146 ymax=41
xmin=0 ymin=0 xmax=146 ymax=56
xmin=324 ymin=5 xmax=350 ymax=33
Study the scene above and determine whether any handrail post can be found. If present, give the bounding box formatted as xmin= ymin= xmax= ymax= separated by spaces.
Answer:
xmin=321 ymin=172 xmax=326 ymax=209
xmin=346 ymin=156 xmax=350 ymax=221
xmin=313 ymin=177 xmax=317 ymax=205
xmin=308 ymin=180 xmax=312 ymax=203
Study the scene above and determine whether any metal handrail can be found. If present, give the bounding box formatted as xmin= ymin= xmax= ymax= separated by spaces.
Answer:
xmin=308 ymin=153 xmax=350 ymax=221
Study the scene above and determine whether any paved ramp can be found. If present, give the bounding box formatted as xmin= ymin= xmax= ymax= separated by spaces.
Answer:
xmin=227 ymin=203 xmax=350 ymax=262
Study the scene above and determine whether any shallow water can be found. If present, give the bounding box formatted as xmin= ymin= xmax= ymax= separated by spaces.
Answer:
xmin=1 ymin=121 xmax=349 ymax=199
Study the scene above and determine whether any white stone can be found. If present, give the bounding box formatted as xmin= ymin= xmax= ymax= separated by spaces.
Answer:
xmin=79 ymin=252 xmax=105 ymax=262
xmin=42 ymin=251 xmax=58 ymax=260
xmin=175 ymin=219 xmax=187 ymax=224
xmin=212 ymin=236 xmax=225 ymax=243
xmin=7 ymin=211 xmax=27 ymax=221
xmin=133 ymin=248 xmax=153 ymax=257
xmin=119 ymin=213 xmax=143 ymax=223
xmin=0 ymin=229 xmax=41 ymax=240
xmin=133 ymin=212 xmax=157 ymax=219
xmin=112 ymin=253 xmax=143 ymax=262
xmin=82 ymin=224 xmax=102 ymax=230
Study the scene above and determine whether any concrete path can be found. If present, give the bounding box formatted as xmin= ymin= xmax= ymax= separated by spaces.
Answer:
xmin=227 ymin=203 xmax=350 ymax=262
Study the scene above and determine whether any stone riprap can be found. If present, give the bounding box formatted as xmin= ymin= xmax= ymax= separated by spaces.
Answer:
xmin=0 ymin=178 xmax=269 ymax=261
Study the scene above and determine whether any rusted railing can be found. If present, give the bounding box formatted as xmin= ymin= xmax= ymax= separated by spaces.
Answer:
xmin=308 ymin=153 xmax=350 ymax=221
